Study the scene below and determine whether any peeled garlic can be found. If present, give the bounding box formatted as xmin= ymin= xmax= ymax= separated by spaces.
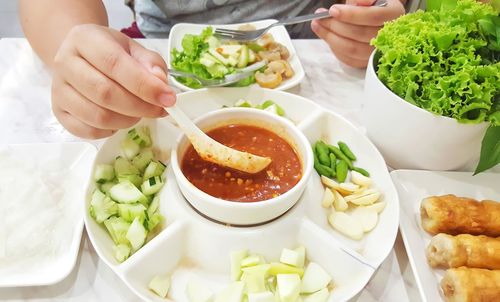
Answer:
xmin=364 ymin=201 xmax=386 ymax=214
xmin=351 ymin=170 xmax=372 ymax=187
xmin=337 ymin=182 xmax=360 ymax=196
xmin=349 ymin=191 xmax=381 ymax=206
xmin=344 ymin=188 xmax=379 ymax=202
xmin=320 ymin=175 xmax=341 ymax=190
xmin=350 ymin=207 xmax=379 ymax=232
xmin=321 ymin=187 xmax=334 ymax=208
xmin=332 ymin=190 xmax=348 ymax=211
xmin=328 ymin=211 xmax=364 ymax=240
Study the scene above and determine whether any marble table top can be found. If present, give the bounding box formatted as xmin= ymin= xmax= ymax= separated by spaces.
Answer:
xmin=0 ymin=38 xmax=420 ymax=302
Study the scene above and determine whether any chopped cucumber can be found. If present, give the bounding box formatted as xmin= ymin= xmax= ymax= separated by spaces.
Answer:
xmin=146 ymin=212 xmax=163 ymax=231
xmin=90 ymin=189 xmax=118 ymax=223
xmin=268 ymin=262 xmax=304 ymax=277
xmin=113 ymin=243 xmax=131 ymax=263
xmin=241 ymin=254 xmax=264 ymax=267
xmin=300 ymin=263 xmax=331 ymax=294
xmin=141 ymin=176 xmax=165 ymax=196
xmin=127 ymin=127 xmax=152 ymax=147
xmin=121 ymin=138 xmax=141 ymax=160
xmin=277 ymin=274 xmax=301 ymax=302
xmin=149 ymin=275 xmax=171 ymax=298
xmin=126 ymin=216 xmax=147 ymax=252
xmin=110 ymin=180 xmax=148 ymax=204
xmin=104 ymin=216 xmax=130 ymax=245
xmin=100 ymin=181 xmax=117 ymax=194
xmin=230 ymin=249 xmax=248 ymax=281
xmin=301 ymin=288 xmax=329 ymax=302
xmin=143 ymin=160 xmax=166 ymax=181
xmin=94 ymin=164 xmax=115 ymax=183
xmin=132 ymin=149 xmax=154 ymax=172
xmin=147 ymin=196 xmax=160 ymax=216
xmin=117 ymin=174 xmax=143 ymax=188
xmin=241 ymin=271 xmax=267 ymax=293
xmin=118 ymin=203 xmax=146 ymax=223
xmin=280 ymin=248 xmax=303 ymax=268
xmin=186 ymin=278 xmax=213 ymax=302
xmin=114 ymin=156 xmax=139 ymax=177
xmin=214 ymin=281 xmax=244 ymax=302
xmin=293 ymin=246 xmax=306 ymax=268
xmin=248 ymin=291 xmax=275 ymax=302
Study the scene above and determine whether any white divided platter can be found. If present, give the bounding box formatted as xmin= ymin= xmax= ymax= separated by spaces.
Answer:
xmin=84 ymin=87 xmax=399 ymax=301
xmin=0 ymin=142 xmax=96 ymax=287
xmin=167 ymin=20 xmax=305 ymax=91
xmin=391 ymin=170 xmax=500 ymax=302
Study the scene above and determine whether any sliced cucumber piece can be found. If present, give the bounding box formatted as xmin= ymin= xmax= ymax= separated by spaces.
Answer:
xmin=277 ymin=274 xmax=301 ymax=302
xmin=114 ymin=156 xmax=139 ymax=177
xmin=149 ymin=275 xmax=171 ymax=298
xmin=100 ymin=181 xmax=117 ymax=194
xmin=248 ymin=291 xmax=275 ymax=302
xmin=121 ymin=138 xmax=141 ymax=160
xmin=109 ymin=180 xmax=148 ymax=204
xmin=301 ymin=288 xmax=329 ymax=302
xmin=94 ymin=164 xmax=115 ymax=183
xmin=90 ymin=189 xmax=118 ymax=223
xmin=118 ymin=203 xmax=146 ymax=223
xmin=300 ymin=263 xmax=331 ymax=294
xmin=293 ymin=246 xmax=306 ymax=268
xmin=104 ymin=216 xmax=130 ymax=245
xmin=132 ymin=149 xmax=154 ymax=172
xmin=241 ymin=254 xmax=264 ymax=267
xmin=113 ymin=243 xmax=131 ymax=263
xmin=280 ymin=248 xmax=303 ymax=268
xmin=117 ymin=174 xmax=142 ymax=188
xmin=230 ymin=249 xmax=248 ymax=281
xmin=268 ymin=262 xmax=304 ymax=277
xmin=241 ymin=271 xmax=266 ymax=293
xmin=126 ymin=216 xmax=147 ymax=252
xmin=143 ymin=160 xmax=166 ymax=181
xmin=147 ymin=195 xmax=160 ymax=216
xmin=146 ymin=212 xmax=163 ymax=231
xmin=214 ymin=281 xmax=244 ymax=302
xmin=141 ymin=176 xmax=165 ymax=196
xmin=186 ymin=278 xmax=213 ymax=302
xmin=127 ymin=127 xmax=152 ymax=147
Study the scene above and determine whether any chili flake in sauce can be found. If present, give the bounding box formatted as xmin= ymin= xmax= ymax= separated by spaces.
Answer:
xmin=181 ymin=124 xmax=302 ymax=202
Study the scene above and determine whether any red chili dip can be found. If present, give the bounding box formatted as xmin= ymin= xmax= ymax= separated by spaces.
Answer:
xmin=181 ymin=124 xmax=302 ymax=202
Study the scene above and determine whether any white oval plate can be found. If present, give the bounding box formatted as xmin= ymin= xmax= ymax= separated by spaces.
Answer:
xmin=167 ymin=20 xmax=305 ymax=92
xmin=391 ymin=170 xmax=500 ymax=302
xmin=0 ymin=142 xmax=96 ymax=287
xmin=84 ymin=87 xmax=399 ymax=301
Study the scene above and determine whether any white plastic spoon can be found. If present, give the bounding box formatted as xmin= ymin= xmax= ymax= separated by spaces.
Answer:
xmin=165 ymin=106 xmax=272 ymax=174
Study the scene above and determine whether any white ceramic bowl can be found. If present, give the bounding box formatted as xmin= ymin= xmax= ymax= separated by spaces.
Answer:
xmin=171 ymin=107 xmax=313 ymax=225
xmin=361 ymin=51 xmax=489 ymax=171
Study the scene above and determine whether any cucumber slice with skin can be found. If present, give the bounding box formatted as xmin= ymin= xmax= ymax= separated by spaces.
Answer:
xmin=126 ymin=216 xmax=147 ymax=252
xmin=117 ymin=203 xmax=147 ymax=223
xmin=127 ymin=127 xmax=152 ymax=147
xmin=114 ymin=156 xmax=139 ymax=177
xmin=214 ymin=281 xmax=245 ymax=302
xmin=147 ymin=195 xmax=160 ymax=216
xmin=141 ymin=176 xmax=165 ymax=196
xmin=143 ymin=160 xmax=166 ymax=181
xmin=146 ymin=212 xmax=163 ymax=231
xmin=90 ymin=189 xmax=118 ymax=223
xmin=110 ymin=180 xmax=148 ymax=204
xmin=121 ymin=138 xmax=141 ymax=160
xmin=104 ymin=216 xmax=130 ymax=245
xmin=94 ymin=164 xmax=115 ymax=183
xmin=300 ymin=262 xmax=331 ymax=294
xmin=113 ymin=243 xmax=131 ymax=263
xmin=132 ymin=149 xmax=154 ymax=172
xmin=117 ymin=174 xmax=142 ymax=188
xmin=100 ymin=181 xmax=117 ymax=194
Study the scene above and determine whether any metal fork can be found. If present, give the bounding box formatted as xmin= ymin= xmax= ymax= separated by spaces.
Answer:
xmin=169 ymin=60 xmax=266 ymax=87
xmin=214 ymin=0 xmax=388 ymax=41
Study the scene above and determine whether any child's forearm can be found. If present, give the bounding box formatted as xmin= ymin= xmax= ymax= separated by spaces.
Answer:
xmin=19 ymin=0 xmax=108 ymax=68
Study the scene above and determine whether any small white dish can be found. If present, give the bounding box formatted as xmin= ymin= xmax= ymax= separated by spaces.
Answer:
xmin=0 ymin=142 xmax=96 ymax=287
xmin=171 ymin=107 xmax=314 ymax=225
xmin=362 ymin=51 xmax=489 ymax=171
xmin=391 ymin=170 xmax=500 ymax=302
xmin=167 ymin=20 xmax=305 ymax=91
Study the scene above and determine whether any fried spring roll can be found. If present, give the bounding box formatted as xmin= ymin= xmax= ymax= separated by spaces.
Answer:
xmin=440 ymin=267 xmax=500 ymax=302
xmin=426 ymin=234 xmax=500 ymax=269
xmin=420 ymin=195 xmax=500 ymax=237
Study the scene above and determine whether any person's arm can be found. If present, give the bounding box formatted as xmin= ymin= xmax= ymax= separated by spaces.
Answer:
xmin=19 ymin=0 xmax=108 ymax=67
xmin=19 ymin=0 xmax=176 ymax=139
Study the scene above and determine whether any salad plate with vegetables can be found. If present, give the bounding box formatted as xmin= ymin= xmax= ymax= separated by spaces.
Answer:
xmin=167 ymin=20 xmax=305 ymax=91
xmin=84 ymin=87 xmax=399 ymax=301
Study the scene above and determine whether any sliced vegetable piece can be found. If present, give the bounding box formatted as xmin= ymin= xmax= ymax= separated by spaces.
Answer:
xmin=149 ymin=275 xmax=171 ymax=298
xmin=364 ymin=201 xmax=386 ymax=214
xmin=117 ymin=174 xmax=143 ymax=188
xmin=214 ymin=281 xmax=245 ymax=302
xmin=241 ymin=271 xmax=267 ymax=293
xmin=248 ymin=291 xmax=275 ymax=302
xmin=121 ymin=138 xmax=141 ymax=160
xmin=143 ymin=160 xmax=166 ymax=181
xmin=328 ymin=211 xmax=363 ymax=240
xmin=321 ymin=187 xmax=334 ymax=208
xmin=127 ymin=127 xmax=152 ymax=147
xmin=332 ymin=190 xmax=348 ymax=212
xmin=126 ymin=216 xmax=147 ymax=252
xmin=94 ymin=164 xmax=115 ymax=183
xmin=350 ymin=206 xmax=379 ymax=232
xmin=147 ymin=195 xmax=160 ymax=216
xmin=230 ymin=249 xmax=248 ymax=281
xmin=293 ymin=246 xmax=306 ymax=268
xmin=113 ymin=243 xmax=131 ymax=263
xmin=104 ymin=216 xmax=130 ymax=245
xmin=100 ymin=181 xmax=117 ymax=194
xmin=186 ymin=278 xmax=214 ymax=302
xmin=277 ymin=274 xmax=301 ymax=302
xmin=351 ymin=170 xmax=372 ymax=187
xmin=280 ymin=248 xmax=303 ymax=267
xmin=132 ymin=149 xmax=154 ymax=172
xmin=301 ymin=288 xmax=329 ymax=302
xmin=241 ymin=254 xmax=264 ymax=267
xmin=141 ymin=176 xmax=165 ymax=196
xmin=146 ymin=212 xmax=164 ymax=231
xmin=268 ymin=262 xmax=304 ymax=277
xmin=114 ymin=156 xmax=139 ymax=177
xmin=90 ymin=189 xmax=118 ymax=223
xmin=300 ymin=262 xmax=331 ymax=294
xmin=117 ymin=203 xmax=146 ymax=223
xmin=109 ymin=180 xmax=148 ymax=204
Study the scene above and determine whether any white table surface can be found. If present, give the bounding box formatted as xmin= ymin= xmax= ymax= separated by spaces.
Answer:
xmin=0 ymin=38 xmax=420 ymax=302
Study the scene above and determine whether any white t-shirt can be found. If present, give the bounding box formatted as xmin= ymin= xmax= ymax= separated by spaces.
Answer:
xmin=135 ymin=0 xmax=337 ymax=38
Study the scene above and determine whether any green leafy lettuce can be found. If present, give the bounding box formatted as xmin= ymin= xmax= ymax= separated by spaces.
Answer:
xmin=371 ymin=0 xmax=500 ymax=173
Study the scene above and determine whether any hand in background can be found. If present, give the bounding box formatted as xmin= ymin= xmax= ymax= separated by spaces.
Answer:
xmin=51 ymin=24 xmax=176 ymax=139
xmin=311 ymin=0 xmax=405 ymax=68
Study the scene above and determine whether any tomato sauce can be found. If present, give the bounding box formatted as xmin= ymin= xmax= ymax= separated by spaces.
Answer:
xmin=181 ymin=124 xmax=302 ymax=202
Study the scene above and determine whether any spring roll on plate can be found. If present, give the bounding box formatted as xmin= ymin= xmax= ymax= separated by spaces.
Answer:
xmin=441 ymin=267 xmax=500 ymax=302
xmin=427 ymin=233 xmax=500 ymax=270
xmin=420 ymin=195 xmax=500 ymax=237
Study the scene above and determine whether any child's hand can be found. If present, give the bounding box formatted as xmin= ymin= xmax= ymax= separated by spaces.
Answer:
xmin=311 ymin=0 xmax=405 ymax=68
xmin=51 ymin=24 xmax=176 ymax=139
